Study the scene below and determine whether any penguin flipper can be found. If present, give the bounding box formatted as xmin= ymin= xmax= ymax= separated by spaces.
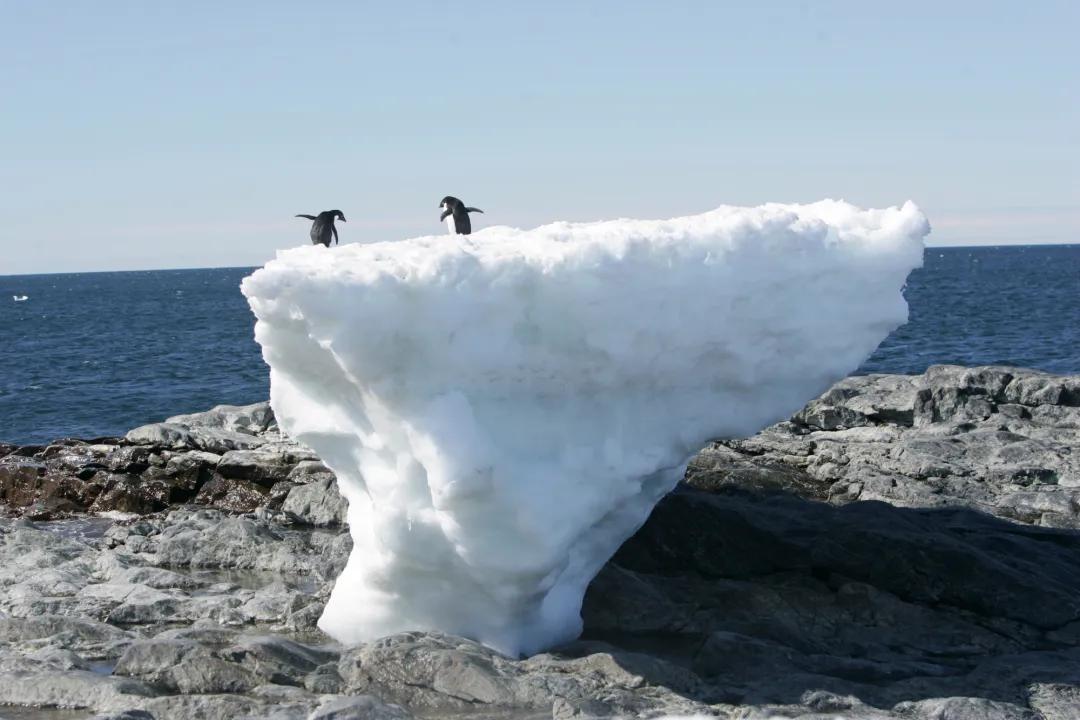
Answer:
xmin=295 ymin=214 xmax=317 ymax=220
xmin=440 ymin=209 xmax=452 ymax=222
xmin=332 ymin=225 xmax=339 ymax=245
xmin=466 ymin=207 xmax=484 ymax=214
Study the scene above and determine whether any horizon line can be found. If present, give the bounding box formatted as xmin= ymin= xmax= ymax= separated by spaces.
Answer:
xmin=2 ymin=240 xmax=1079 ymax=279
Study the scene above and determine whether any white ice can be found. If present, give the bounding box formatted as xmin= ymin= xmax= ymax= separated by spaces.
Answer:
xmin=241 ymin=200 xmax=928 ymax=657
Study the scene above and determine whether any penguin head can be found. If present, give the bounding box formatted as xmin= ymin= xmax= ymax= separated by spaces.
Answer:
xmin=439 ymin=196 xmax=461 ymax=211
xmin=330 ymin=210 xmax=346 ymax=222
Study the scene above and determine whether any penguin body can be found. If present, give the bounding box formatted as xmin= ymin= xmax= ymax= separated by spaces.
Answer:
xmin=295 ymin=210 xmax=346 ymax=247
xmin=439 ymin=196 xmax=483 ymax=235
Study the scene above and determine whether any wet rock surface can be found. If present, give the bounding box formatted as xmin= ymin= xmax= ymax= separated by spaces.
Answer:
xmin=0 ymin=403 xmax=342 ymax=522
xmin=2 ymin=366 xmax=1080 ymax=719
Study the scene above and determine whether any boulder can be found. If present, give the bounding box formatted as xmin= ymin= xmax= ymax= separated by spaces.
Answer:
xmin=195 ymin=475 xmax=268 ymax=512
xmin=167 ymin=401 xmax=275 ymax=435
xmin=126 ymin=422 xmax=267 ymax=454
xmin=89 ymin=473 xmax=173 ymax=514
xmin=0 ymin=669 xmax=157 ymax=710
xmin=115 ymin=638 xmax=259 ymax=694
xmin=228 ymin=635 xmax=338 ymax=686
xmin=124 ymin=422 xmax=196 ymax=449
xmin=337 ymin=632 xmax=711 ymax=716
xmin=692 ymin=365 xmax=1080 ymax=528
xmin=218 ymin=448 xmax=298 ymax=487
xmin=283 ymin=475 xmax=348 ymax=527
xmin=0 ymin=458 xmax=99 ymax=514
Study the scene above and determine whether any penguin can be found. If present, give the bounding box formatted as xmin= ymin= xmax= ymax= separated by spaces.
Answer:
xmin=439 ymin=196 xmax=483 ymax=235
xmin=295 ymin=210 xmax=346 ymax=247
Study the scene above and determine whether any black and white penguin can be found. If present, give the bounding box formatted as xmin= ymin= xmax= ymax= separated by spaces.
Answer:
xmin=295 ymin=210 xmax=346 ymax=247
xmin=439 ymin=196 xmax=483 ymax=235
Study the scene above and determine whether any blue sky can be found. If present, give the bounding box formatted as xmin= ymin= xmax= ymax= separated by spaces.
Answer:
xmin=1 ymin=1 xmax=1076 ymax=274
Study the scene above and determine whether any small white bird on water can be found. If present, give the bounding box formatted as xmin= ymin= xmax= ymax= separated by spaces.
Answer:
xmin=13 ymin=295 xmax=28 ymax=302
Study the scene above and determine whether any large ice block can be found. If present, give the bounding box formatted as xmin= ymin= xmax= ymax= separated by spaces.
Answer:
xmin=241 ymin=200 xmax=928 ymax=656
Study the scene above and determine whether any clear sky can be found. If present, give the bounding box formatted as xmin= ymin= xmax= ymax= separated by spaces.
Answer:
xmin=1 ymin=1 xmax=1077 ymax=274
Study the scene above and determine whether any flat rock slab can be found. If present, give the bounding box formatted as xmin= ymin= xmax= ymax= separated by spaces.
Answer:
xmin=689 ymin=364 xmax=1080 ymax=528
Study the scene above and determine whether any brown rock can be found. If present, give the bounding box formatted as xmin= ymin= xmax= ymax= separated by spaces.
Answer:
xmin=23 ymin=496 xmax=84 ymax=520
xmin=194 ymin=475 xmax=267 ymax=513
xmin=163 ymin=452 xmax=221 ymax=495
xmin=107 ymin=446 xmax=157 ymax=474
xmin=0 ymin=460 xmax=99 ymax=512
xmin=0 ymin=461 xmax=47 ymax=506
xmin=89 ymin=473 xmax=173 ymax=514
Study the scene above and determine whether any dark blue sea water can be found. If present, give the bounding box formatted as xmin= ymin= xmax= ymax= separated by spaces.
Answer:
xmin=1 ymin=268 xmax=267 ymax=445
xmin=2 ymin=245 xmax=1078 ymax=445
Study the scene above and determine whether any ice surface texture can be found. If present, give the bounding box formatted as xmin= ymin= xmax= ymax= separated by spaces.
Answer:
xmin=241 ymin=200 xmax=928 ymax=656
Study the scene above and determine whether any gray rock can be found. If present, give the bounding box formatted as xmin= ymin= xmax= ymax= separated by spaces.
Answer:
xmin=283 ymin=475 xmax=348 ymax=526
xmin=0 ymin=669 xmax=157 ymax=710
xmin=111 ymin=565 xmax=208 ymax=591
xmin=24 ymin=646 xmax=91 ymax=672
xmin=308 ymin=695 xmax=412 ymax=720
xmin=135 ymin=693 xmax=267 ymax=720
xmin=893 ymin=696 xmax=1037 ymax=719
xmin=339 ymin=632 xmax=516 ymax=709
xmin=167 ymin=401 xmax=275 ymax=435
xmin=115 ymin=638 xmax=259 ymax=694
xmin=690 ymin=365 xmax=1080 ymax=527
xmin=143 ymin=508 xmax=346 ymax=576
xmin=735 ymin=692 xmax=897 ymax=718
xmin=0 ymin=523 xmax=105 ymax=618
xmin=338 ymin=632 xmax=712 ymax=716
xmin=124 ymin=422 xmax=196 ymax=449
xmin=185 ymin=426 xmax=270 ymax=454
xmin=289 ymin=460 xmax=335 ymax=481
xmin=104 ymin=585 xmax=188 ymax=624
xmin=239 ymin=580 xmax=308 ymax=622
xmin=0 ymin=615 xmax=133 ymax=652
xmin=126 ymin=421 xmax=268 ymax=454
xmin=794 ymin=373 xmax=919 ymax=430
xmin=1027 ymin=683 xmax=1080 ymax=720
xmin=305 ymin=662 xmax=345 ymax=694
xmin=229 ymin=634 xmax=338 ymax=685
xmin=153 ymin=624 xmax=242 ymax=645
xmin=218 ymin=448 xmax=299 ymax=487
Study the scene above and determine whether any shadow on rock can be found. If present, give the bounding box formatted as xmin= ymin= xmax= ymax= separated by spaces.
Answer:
xmin=581 ymin=484 xmax=1080 ymax=712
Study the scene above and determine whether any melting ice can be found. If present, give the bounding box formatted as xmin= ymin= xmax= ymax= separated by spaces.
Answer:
xmin=241 ymin=200 xmax=929 ymax=656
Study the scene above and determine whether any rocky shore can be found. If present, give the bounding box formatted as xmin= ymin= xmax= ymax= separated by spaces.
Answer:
xmin=2 ymin=365 xmax=1079 ymax=719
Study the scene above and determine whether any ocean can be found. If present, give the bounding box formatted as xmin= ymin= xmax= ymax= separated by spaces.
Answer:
xmin=2 ymin=245 xmax=1078 ymax=445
